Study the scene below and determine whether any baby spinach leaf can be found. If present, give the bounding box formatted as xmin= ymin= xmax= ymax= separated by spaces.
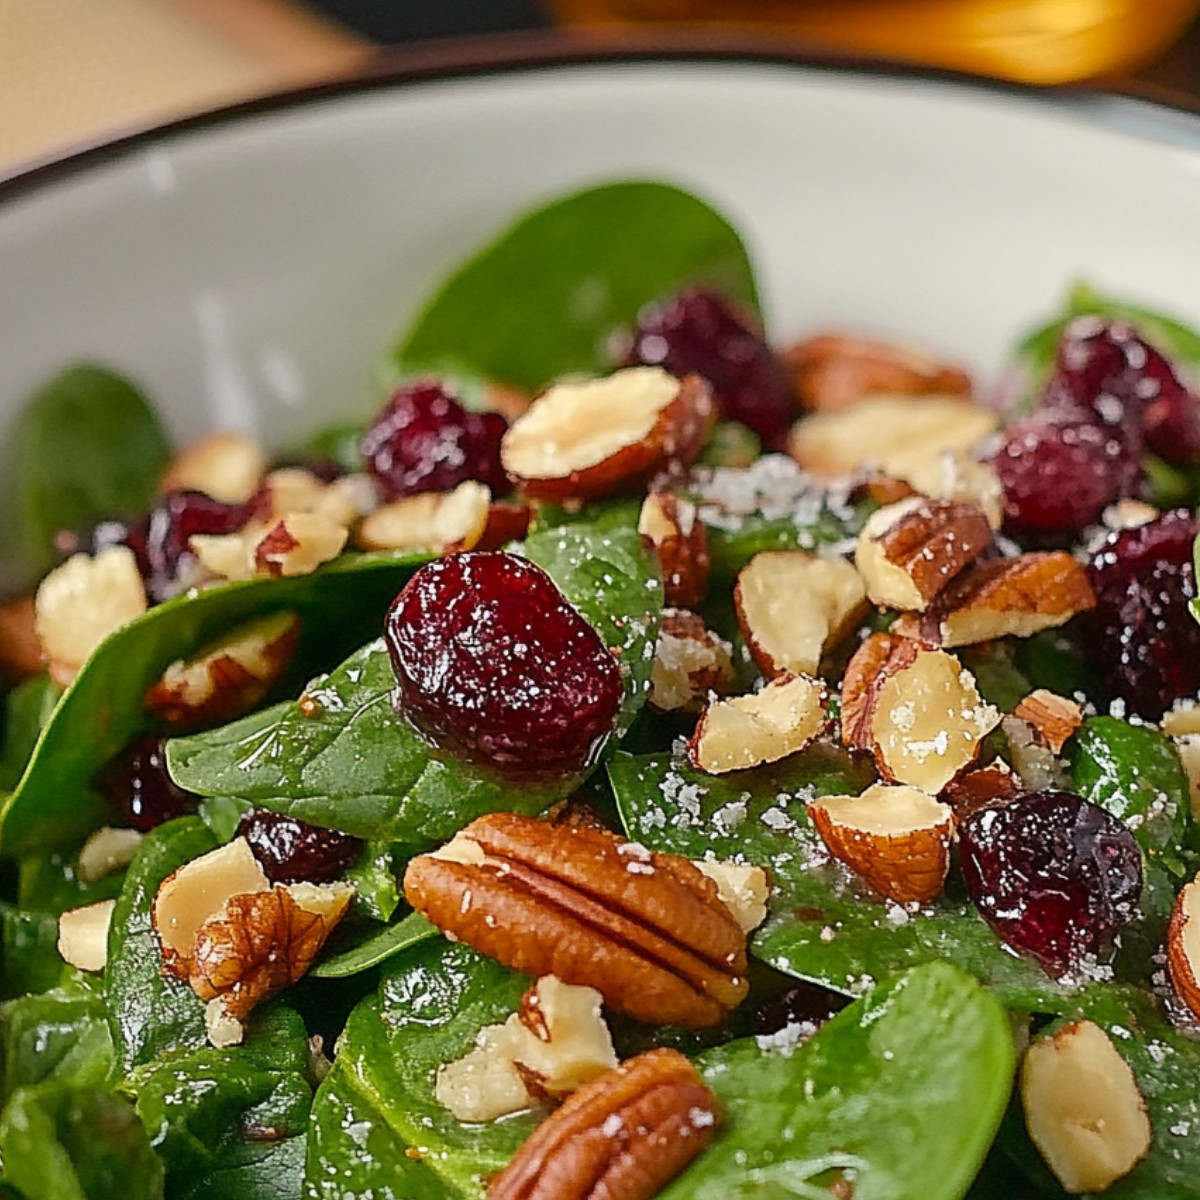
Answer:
xmin=186 ymin=1135 xmax=307 ymax=1200
xmin=0 ymin=674 xmax=60 ymax=793
xmin=17 ymin=845 xmax=126 ymax=918
xmin=0 ymin=903 xmax=70 ymax=999
xmin=310 ymin=910 xmax=437 ymax=980
xmin=0 ymin=365 xmax=171 ymax=597
xmin=0 ymin=1081 xmax=164 ymax=1200
xmin=393 ymin=180 xmax=758 ymax=393
xmin=0 ymin=550 xmax=426 ymax=856
xmin=609 ymin=749 xmax=1073 ymax=1011
xmin=660 ymin=961 xmax=1014 ymax=1200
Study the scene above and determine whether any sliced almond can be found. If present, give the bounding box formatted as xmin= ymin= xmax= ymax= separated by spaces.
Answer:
xmin=57 ymin=899 xmax=116 ymax=973
xmin=501 ymin=368 xmax=714 ymax=502
xmin=854 ymin=496 xmax=992 ymax=612
xmin=808 ymin=783 xmax=954 ymax=904
xmin=734 ymin=551 xmax=867 ymax=679
xmin=638 ymin=491 xmax=710 ymax=609
xmin=1012 ymin=689 xmax=1083 ymax=755
xmin=648 ymin=609 xmax=735 ymax=714
xmin=892 ymin=553 xmax=1096 ymax=649
xmin=1167 ymin=876 xmax=1200 ymax=1018
xmin=144 ymin=610 xmax=300 ymax=730
xmin=692 ymin=859 xmax=770 ymax=933
xmin=160 ymin=431 xmax=267 ymax=504
xmin=355 ymin=480 xmax=491 ymax=554
xmin=689 ymin=672 xmax=828 ymax=775
xmin=1021 ymin=1019 xmax=1151 ymax=1194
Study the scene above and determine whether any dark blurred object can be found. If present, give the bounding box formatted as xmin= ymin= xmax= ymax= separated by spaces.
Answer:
xmin=301 ymin=0 xmax=552 ymax=42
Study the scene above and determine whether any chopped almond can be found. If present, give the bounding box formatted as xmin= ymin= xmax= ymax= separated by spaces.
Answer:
xmin=57 ymin=900 xmax=116 ymax=973
xmin=356 ymin=481 xmax=491 ymax=554
xmin=638 ymin=492 xmax=710 ymax=609
xmin=1167 ymin=876 xmax=1200 ymax=1019
xmin=77 ymin=827 xmax=144 ymax=884
xmin=648 ymin=609 xmax=735 ymax=714
xmin=1172 ymin=734 xmax=1200 ymax=822
xmin=692 ymin=859 xmax=770 ymax=933
xmin=941 ymin=758 xmax=1021 ymax=820
xmin=898 ymin=451 xmax=1004 ymax=529
xmin=160 ymin=431 xmax=267 ymax=504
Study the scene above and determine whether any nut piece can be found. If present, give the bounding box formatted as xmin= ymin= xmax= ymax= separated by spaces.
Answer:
xmin=77 ymin=826 xmax=144 ymax=884
xmin=144 ymin=610 xmax=300 ymax=731
xmin=1021 ymin=1019 xmax=1151 ymax=1194
xmin=692 ymin=859 xmax=770 ymax=933
xmin=1012 ymin=690 xmax=1083 ymax=755
xmin=489 ymin=1048 xmax=718 ymax=1200
xmin=160 ymin=431 xmax=267 ymax=504
xmin=734 ymin=551 xmax=867 ymax=678
xmin=356 ymin=480 xmax=491 ymax=554
xmin=854 ymin=496 xmax=992 ymax=611
xmin=788 ymin=394 xmax=998 ymax=481
xmin=501 ymin=368 xmax=714 ymax=502
xmin=476 ymin=499 xmax=533 ymax=552
xmin=0 ymin=596 xmax=42 ymax=682
xmin=896 ymin=451 xmax=1005 ymax=530
xmin=1002 ymin=713 xmax=1070 ymax=793
xmin=436 ymin=975 xmax=618 ymax=1123
xmin=404 ymin=813 xmax=749 ymax=1028
xmin=689 ymin=673 xmax=829 ymax=775
xmin=638 ymin=491 xmax=710 ymax=608
xmin=891 ymin=553 xmax=1096 ymax=649
xmin=841 ymin=633 xmax=1000 ymax=794
xmin=784 ymin=332 xmax=972 ymax=413
xmin=254 ymin=513 xmax=349 ymax=577
xmin=57 ymin=899 xmax=116 ymax=973
xmin=648 ymin=609 xmax=735 ymax=714
xmin=808 ymin=783 xmax=954 ymax=904
xmin=1172 ymin=734 xmax=1200 ymax=823
xmin=941 ymin=758 xmax=1021 ymax=820
xmin=1166 ymin=876 xmax=1200 ymax=1019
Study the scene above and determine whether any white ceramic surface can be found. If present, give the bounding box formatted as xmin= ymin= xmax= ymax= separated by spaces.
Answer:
xmin=2 ymin=50 xmax=1200 ymax=455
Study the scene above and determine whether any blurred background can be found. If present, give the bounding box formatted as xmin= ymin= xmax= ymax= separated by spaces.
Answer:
xmin=5 ymin=0 xmax=1200 ymax=177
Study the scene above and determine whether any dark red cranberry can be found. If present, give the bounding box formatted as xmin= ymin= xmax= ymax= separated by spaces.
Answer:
xmin=1084 ymin=508 xmax=1200 ymax=720
xmin=624 ymin=287 xmax=793 ymax=446
xmin=385 ymin=551 xmax=623 ymax=777
xmin=360 ymin=379 xmax=508 ymax=501
xmin=958 ymin=790 xmax=1142 ymax=977
xmin=99 ymin=735 xmax=198 ymax=832
xmin=237 ymin=810 xmax=362 ymax=884
xmin=753 ymin=982 xmax=849 ymax=1035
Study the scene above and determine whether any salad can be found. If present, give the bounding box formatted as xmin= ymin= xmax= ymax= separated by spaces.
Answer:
xmin=2 ymin=179 xmax=1200 ymax=1199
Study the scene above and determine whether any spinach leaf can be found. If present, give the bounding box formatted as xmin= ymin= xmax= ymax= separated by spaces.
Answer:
xmin=0 ymin=365 xmax=171 ymax=597
xmin=18 ymin=846 xmax=126 ymax=918
xmin=310 ymin=910 xmax=437 ymax=979
xmin=392 ymin=181 xmax=758 ymax=393
xmin=660 ymin=961 xmax=1013 ymax=1200
xmin=609 ymin=749 xmax=1073 ymax=1010
xmin=185 ymin=1134 xmax=307 ymax=1200
xmin=0 ymin=1082 xmax=164 ymax=1200
xmin=0 ymin=674 xmax=60 ymax=793
xmin=0 ymin=903 xmax=70 ymax=999
xmin=0 ymin=550 xmax=427 ymax=856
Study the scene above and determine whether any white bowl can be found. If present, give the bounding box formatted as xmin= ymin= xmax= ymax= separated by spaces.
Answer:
xmin=2 ymin=39 xmax=1199 ymax=453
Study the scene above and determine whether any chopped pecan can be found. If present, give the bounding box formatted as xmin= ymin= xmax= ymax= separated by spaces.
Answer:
xmin=404 ymin=813 xmax=749 ymax=1028
xmin=489 ymin=1048 xmax=718 ymax=1200
xmin=638 ymin=491 xmax=710 ymax=609
xmin=1012 ymin=689 xmax=1083 ymax=754
xmin=648 ymin=609 xmax=734 ymax=714
xmin=941 ymin=758 xmax=1021 ymax=820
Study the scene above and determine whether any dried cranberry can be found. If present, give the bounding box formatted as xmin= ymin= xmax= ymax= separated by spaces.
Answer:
xmin=237 ymin=810 xmax=362 ymax=884
xmin=1084 ymin=508 xmax=1200 ymax=720
xmin=360 ymin=379 xmax=508 ymax=501
xmin=385 ymin=551 xmax=623 ymax=777
xmin=99 ymin=735 xmax=198 ymax=832
xmin=958 ymin=790 xmax=1142 ymax=976
xmin=753 ymin=982 xmax=849 ymax=1035
xmin=625 ymin=287 xmax=793 ymax=446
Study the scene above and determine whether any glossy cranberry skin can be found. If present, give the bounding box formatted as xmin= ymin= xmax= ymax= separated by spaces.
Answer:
xmin=360 ymin=380 xmax=508 ymax=501
xmin=625 ymin=287 xmax=793 ymax=446
xmin=237 ymin=810 xmax=362 ymax=884
xmin=958 ymin=790 xmax=1142 ymax=977
xmin=1084 ymin=508 xmax=1200 ymax=721
xmin=385 ymin=551 xmax=623 ymax=777
xmin=99 ymin=735 xmax=199 ymax=831
xmin=753 ymin=982 xmax=849 ymax=1035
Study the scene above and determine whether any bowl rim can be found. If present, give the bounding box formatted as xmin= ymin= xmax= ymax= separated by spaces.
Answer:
xmin=4 ymin=26 xmax=1200 ymax=205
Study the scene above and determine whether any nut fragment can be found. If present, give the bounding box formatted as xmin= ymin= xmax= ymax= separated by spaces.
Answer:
xmin=1021 ymin=1020 xmax=1151 ymax=1194
xmin=144 ymin=610 xmax=300 ymax=730
xmin=159 ymin=431 xmax=267 ymax=504
xmin=808 ymin=783 xmax=954 ymax=904
xmin=0 ymin=595 xmax=42 ymax=682
xmin=1172 ymin=733 xmax=1200 ymax=822
xmin=501 ymin=368 xmax=714 ymax=502
xmin=648 ymin=609 xmax=735 ymax=714
xmin=734 ymin=550 xmax=867 ymax=678
xmin=404 ymin=813 xmax=748 ymax=1028
xmin=891 ymin=553 xmax=1096 ymax=649
xmin=940 ymin=758 xmax=1021 ymax=820
xmin=77 ymin=826 xmax=144 ymax=884
xmin=854 ymin=496 xmax=992 ymax=611
xmin=638 ymin=491 xmax=710 ymax=608
xmin=57 ymin=899 xmax=116 ymax=973
xmin=1012 ymin=690 xmax=1083 ymax=755
xmin=355 ymin=480 xmax=491 ymax=554
xmin=692 ymin=859 xmax=770 ymax=933
xmin=192 ymin=510 xmax=350 ymax=582
xmin=689 ymin=673 xmax=829 ymax=775
xmin=489 ymin=1048 xmax=718 ymax=1200
xmin=1166 ymin=875 xmax=1200 ymax=1019
xmin=897 ymin=451 xmax=1004 ymax=529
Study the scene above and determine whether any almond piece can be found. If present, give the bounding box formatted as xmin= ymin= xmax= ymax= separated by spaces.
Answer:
xmin=855 ymin=496 xmax=992 ymax=611
xmin=1021 ymin=1020 xmax=1151 ymax=1194
xmin=788 ymin=394 xmax=998 ymax=481
xmin=692 ymin=859 xmax=770 ymax=933
xmin=892 ymin=552 xmax=1096 ymax=649
xmin=144 ymin=610 xmax=300 ymax=730
xmin=1167 ymin=876 xmax=1200 ymax=1018
xmin=77 ymin=827 xmax=144 ymax=884
xmin=689 ymin=673 xmax=829 ymax=775
xmin=253 ymin=513 xmax=349 ymax=577
xmin=57 ymin=899 xmax=116 ymax=973
xmin=808 ymin=783 xmax=954 ymax=904
xmin=648 ymin=609 xmax=735 ymax=714
xmin=1172 ymin=734 xmax=1200 ymax=822
xmin=160 ymin=431 xmax=267 ymax=504
xmin=501 ymin=368 xmax=714 ymax=502
xmin=476 ymin=499 xmax=532 ymax=551
xmin=0 ymin=595 xmax=42 ymax=682
xmin=734 ymin=550 xmax=867 ymax=678
xmin=638 ymin=491 xmax=710 ymax=608
xmin=841 ymin=633 xmax=1000 ymax=793
xmin=355 ymin=480 xmax=491 ymax=554
xmin=1012 ymin=689 xmax=1083 ymax=754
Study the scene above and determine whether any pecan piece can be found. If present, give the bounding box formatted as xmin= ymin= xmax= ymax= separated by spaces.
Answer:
xmin=489 ymin=1048 xmax=717 ymax=1200
xmin=404 ymin=813 xmax=748 ymax=1028
xmin=648 ymin=609 xmax=734 ymax=714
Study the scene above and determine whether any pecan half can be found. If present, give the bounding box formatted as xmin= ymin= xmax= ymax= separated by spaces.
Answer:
xmin=404 ymin=813 xmax=748 ymax=1028
xmin=489 ymin=1048 xmax=718 ymax=1200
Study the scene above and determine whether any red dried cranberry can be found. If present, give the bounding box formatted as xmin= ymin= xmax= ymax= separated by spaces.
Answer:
xmin=753 ymin=982 xmax=849 ymax=1036
xmin=385 ymin=551 xmax=623 ymax=777
xmin=99 ymin=735 xmax=199 ymax=832
xmin=360 ymin=379 xmax=508 ymax=501
xmin=237 ymin=810 xmax=362 ymax=884
xmin=1084 ymin=508 xmax=1200 ymax=720
xmin=958 ymin=790 xmax=1142 ymax=976
xmin=625 ymin=287 xmax=793 ymax=446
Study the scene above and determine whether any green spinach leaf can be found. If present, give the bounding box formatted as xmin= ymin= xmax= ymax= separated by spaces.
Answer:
xmin=310 ymin=910 xmax=437 ymax=980
xmin=0 ymin=674 xmax=60 ymax=793
xmin=0 ymin=902 xmax=71 ymax=999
